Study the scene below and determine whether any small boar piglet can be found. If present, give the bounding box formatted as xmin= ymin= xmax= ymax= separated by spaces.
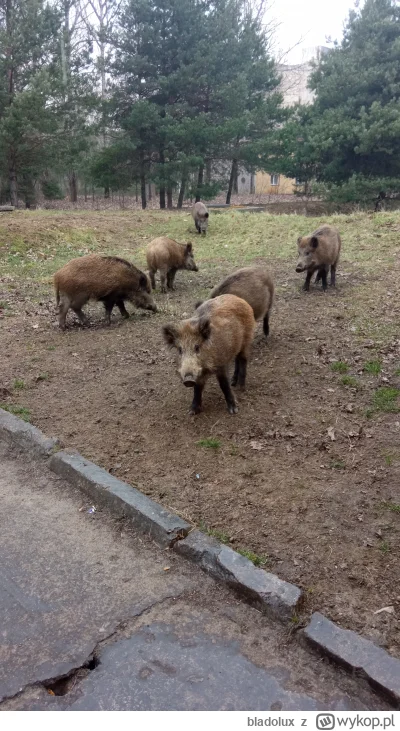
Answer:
xmin=163 ymin=294 xmax=255 ymax=415
xmin=195 ymin=266 xmax=274 ymax=338
xmin=192 ymin=201 xmax=209 ymax=234
xmin=296 ymin=225 xmax=341 ymax=292
xmin=146 ymin=237 xmax=198 ymax=293
xmin=53 ymin=254 xmax=157 ymax=330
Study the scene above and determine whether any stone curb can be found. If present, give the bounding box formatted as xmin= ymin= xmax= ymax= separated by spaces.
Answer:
xmin=48 ymin=451 xmax=190 ymax=548
xmin=174 ymin=529 xmax=302 ymax=621
xmin=304 ymin=612 xmax=400 ymax=706
xmin=0 ymin=408 xmax=60 ymax=458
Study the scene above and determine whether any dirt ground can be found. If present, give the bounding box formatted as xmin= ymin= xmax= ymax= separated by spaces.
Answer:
xmin=1 ymin=208 xmax=399 ymax=655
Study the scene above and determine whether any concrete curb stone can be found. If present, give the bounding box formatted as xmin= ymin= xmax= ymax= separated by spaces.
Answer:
xmin=49 ymin=450 xmax=190 ymax=548
xmin=174 ymin=529 xmax=302 ymax=621
xmin=304 ymin=612 xmax=400 ymax=706
xmin=0 ymin=408 xmax=60 ymax=458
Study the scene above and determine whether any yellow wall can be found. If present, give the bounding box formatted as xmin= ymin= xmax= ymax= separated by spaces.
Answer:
xmin=255 ymin=171 xmax=295 ymax=195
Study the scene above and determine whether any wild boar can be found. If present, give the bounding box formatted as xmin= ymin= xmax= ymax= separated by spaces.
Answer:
xmin=163 ymin=294 xmax=255 ymax=415
xmin=54 ymin=254 xmax=157 ymax=330
xmin=296 ymin=225 xmax=341 ymax=291
xmin=146 ymin=237 xmax=198 ymax=293
xmin=196 ymin=266 xmax=274 ymax=338
xmin=192 ymin=201 xmax=209 ymax=234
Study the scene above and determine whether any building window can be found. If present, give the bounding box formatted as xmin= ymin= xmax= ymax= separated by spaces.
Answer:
xmin=270 ymin=174 xmax=280 ymax=186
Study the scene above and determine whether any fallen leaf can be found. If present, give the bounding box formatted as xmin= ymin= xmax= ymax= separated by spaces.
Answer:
xmin=250 ymin=440 xmax=264 ymax=451
xmin=327 ymin=427 xmax=336 ymax=441
xmin=163 ymin=567 xmax=171 ymax=572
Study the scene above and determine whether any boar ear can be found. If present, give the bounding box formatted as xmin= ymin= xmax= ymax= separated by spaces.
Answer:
xmin=198 ymin=316 xmax=211 ymax=340
xmin=194 ymin=300 xmax=203 ymax=310
xmin=311 ymin=236 xmax=319 ymax=249
xmin=297 ymin=236 xmax=302 ymax=245
xmin=185 ymin=242 xmax=193 ymax=254
xmin=163 ymin=324 xmax=179 ymax=347
xmin=205 ymin=212 xmax=209 ymax=218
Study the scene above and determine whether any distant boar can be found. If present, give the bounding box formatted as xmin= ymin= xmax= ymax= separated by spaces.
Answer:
xmin=296 ymin=225 xmax=341 ymax=291
xmin=54 ymin=254 xmax=157 ymax=330
xmin=146 ymin=237 xmax=198 ymax=293
xmin=163 ymin=294 xmax=255 ymax=415
xmin=192 ymin=201 xmax=209 ymax=234
xmin=196 ymin=266 xmax=274 ymax=338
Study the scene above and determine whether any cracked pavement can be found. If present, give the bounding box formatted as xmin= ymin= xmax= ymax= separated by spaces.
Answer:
xmin=0 ymin=442 xmax=391 ymax=711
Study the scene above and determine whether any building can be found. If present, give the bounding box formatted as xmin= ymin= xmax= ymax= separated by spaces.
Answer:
xmin=244 ymin=46 xmax=329 ymax=196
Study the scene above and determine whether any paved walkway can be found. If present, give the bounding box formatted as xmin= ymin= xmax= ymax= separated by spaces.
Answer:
xmin=0 ymin=442 xmax=388 ymax=711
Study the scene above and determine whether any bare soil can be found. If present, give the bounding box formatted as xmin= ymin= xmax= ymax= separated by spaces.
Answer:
xmin=1 ymin=209 xmax=399 ymax=655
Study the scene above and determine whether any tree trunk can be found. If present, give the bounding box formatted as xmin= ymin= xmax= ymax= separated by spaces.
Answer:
xmin=104 ymin=185 xmax=110 ymax=199
xmin=84 ymin=182 xmax=87 ymax=202
xmin=69 ymin=171 xmax=77 ymax=203
xmin=167 ymin=186 xmax=173 ymax=209
xmin=177 ymin=177 xmax=186 ymax=209
xmin=148 ymin=183 xmax=152 ymax=201
xmin=159 ymin=147 xmax=166 ymax=208
xmin=226 ymin=159 xmax=238 ymax=205
xmin=140 ymin=152 xmax=146 ymax=209
xmin=9 ymin=163 xmax=18 ymax=208
xmin=205 ymin=159 xmax=212 ymax=184
xmin=135 ymin=183 xmax=138 ymax=203
xmin=195 ymin=164 xmax=204 ymax=202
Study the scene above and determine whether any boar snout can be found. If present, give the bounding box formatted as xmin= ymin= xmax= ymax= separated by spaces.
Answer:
xmin=296 ymin=264 xmax=305 ymax=273
xmin=183 ymin=374 xmax=196 ymax=387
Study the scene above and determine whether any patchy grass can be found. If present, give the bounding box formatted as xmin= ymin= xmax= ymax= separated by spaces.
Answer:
xmin=379 ymin=540 xmax=391 ymax=555
xmin=236 ymin=548 xmax=269 ymax=567
xmin=330 ymin=459 xmax=346 ymax=470
xmin=331 ymin=361 xmax=348 ymax=374
xmin=340 ymin=375 xmax=358 ymax=387
xmin=0 ymin=404 xmax=31 ymax=421
xmin=197 ymin=437 xmax=222 ymax=449
xmin=372 ymin=387 xmax=400 ymax=413
xmin=383 ymin=452 xmax=395 ymax=466
xmin=364 ymin=360 xmax=382 ymax=375
xmin=36 ymin=372 xmax=49 ymax=381
xmin=382 ymin=501 xmax=400 ymax=513
xmin=199 ymin=522 xmax=230 ymax=544
xmin=13 ymin=379 xmax=25 ymax=390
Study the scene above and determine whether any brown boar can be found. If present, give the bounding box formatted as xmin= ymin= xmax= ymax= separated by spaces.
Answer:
xmin=146 ymin=237 xmax=198 ymax=293
xmin=54 ymin=254 xmax=157 ymax=330
xmin=192 ymin=201 xmax=209 ymax=234
xmin=163 ymin=294 xmax=255 ymax=415
xmin=196 ymin=266 xmax=274 ymax=338
xmin=296 ymin=225 xmax=341 ymax=291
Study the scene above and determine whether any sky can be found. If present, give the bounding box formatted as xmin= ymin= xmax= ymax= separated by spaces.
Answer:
xmin=271 ymin=0 xmax=359 ymax=63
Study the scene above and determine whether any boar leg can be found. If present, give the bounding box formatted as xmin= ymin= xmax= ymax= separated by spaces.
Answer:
xmin=159 ymin=269 xmax=168 ymax=294
xmin=320 ymin=269 xmax=328 ymax=291
xmin=217 ymin=369 xmax=238 ymax=414
xmin=190 ymin=384 xmax=204 ymax=415
xmin=330 ymin=264 xmax=336 ymax=287
xmin=263 ymin=312 xmax=270 ymax=338
xmin=103 ymin=301 xmax=115 ymax=325
xmin=303 ymin=271 xmax=313 ymax=291
xmin=116 ymin=299 xmax=130 ymax=319
xmin=72 ymin=307 xmax=88 ymax=326
xmin=195 ymin=221 xmax=201 ymax=234
xmin=149 ymin=270 xmax=156 ymax=290
xmin=167 ymin=268 xmax=177 ymax=290
xmin=58 ymin=297 xmax=70 ymax=330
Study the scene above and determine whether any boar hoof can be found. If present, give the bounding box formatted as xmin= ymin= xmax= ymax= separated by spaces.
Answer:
xmin=189 ymin=406 xmax=202 ymax=416
xmin=228 ymin=404 xmax=238 ymax=415
xmin=302 ymin=285 xmax=310 ymax=292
